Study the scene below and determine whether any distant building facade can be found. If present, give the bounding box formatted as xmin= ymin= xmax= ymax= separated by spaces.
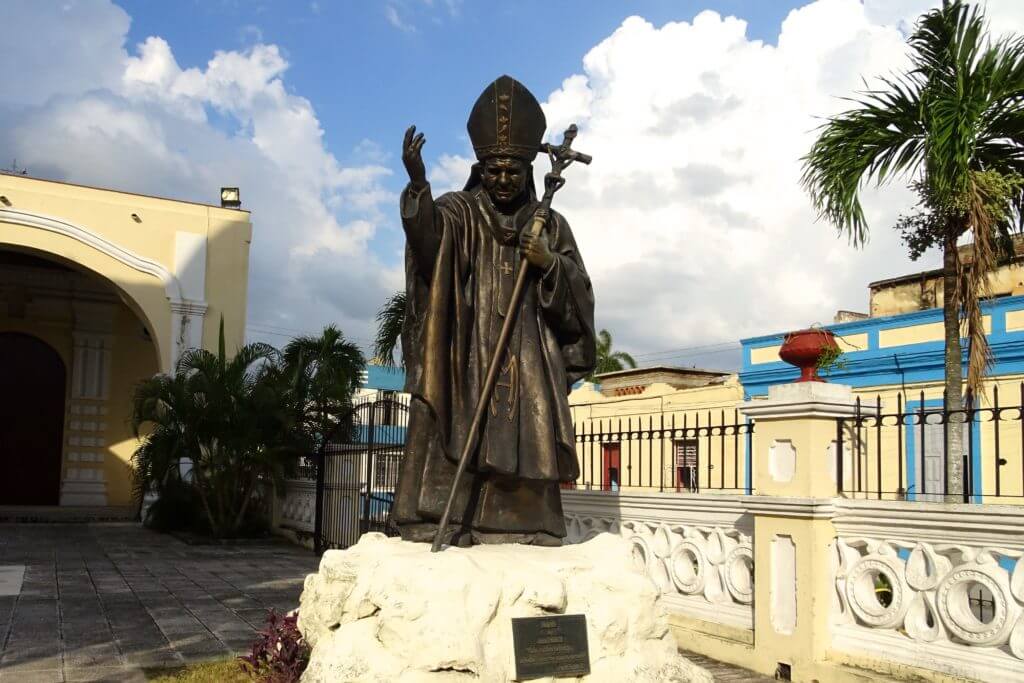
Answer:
xmin=0 ymin=174 xmax=251 ymax=508
xmin=568 ymin=367 xmax=748 ymax=494
xmin=742 ymin=278 xmax=1024 ymax=505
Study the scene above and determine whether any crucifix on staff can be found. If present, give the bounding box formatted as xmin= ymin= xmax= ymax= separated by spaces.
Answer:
xmin=390 ymin=75 xmax=596 ymax=550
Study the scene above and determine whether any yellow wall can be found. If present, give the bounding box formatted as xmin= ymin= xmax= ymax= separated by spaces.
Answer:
xmin=871 ymin=261 xmax=1024 ymax=317
xmin=0 ymin=175 xmax=252 ymax=507
xmin=568 ymin=378 xmax=748 ymax=492
xmin=835 ymin=378 xmax=1024 ymax=505
xmin=0 ymin=297 xmax=159 ymax=506
xmin=0 ymin=174 xmax=251 ymax=366
xmin=877 ymin=316 xmax=991 ymax=348
xmin=568 ymin=371 xmax=1024 ymax=505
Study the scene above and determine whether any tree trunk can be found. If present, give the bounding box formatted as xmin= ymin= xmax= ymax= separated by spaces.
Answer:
xmin=231 ymin=472 xmax=258 ymax=534
xmin=942 ymin=234 xmax=965 ymax=500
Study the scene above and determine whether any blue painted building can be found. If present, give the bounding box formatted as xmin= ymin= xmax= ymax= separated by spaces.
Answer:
xmin=740 ymin=293 xmax=1024 ymax=504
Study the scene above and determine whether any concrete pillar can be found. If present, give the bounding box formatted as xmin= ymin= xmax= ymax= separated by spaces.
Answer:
xmin=740 ymin=382 xmax=872 ymax=681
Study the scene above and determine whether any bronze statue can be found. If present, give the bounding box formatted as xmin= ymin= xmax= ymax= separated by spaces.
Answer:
xmin=394 ymin=75 xmax=596 ymax=548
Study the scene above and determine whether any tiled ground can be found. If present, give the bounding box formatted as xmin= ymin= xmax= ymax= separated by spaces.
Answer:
xmin=680 ymin=649 xmax=778 ymax=682
xmin=0 ymin=524 xmax=318 ymax=682
xmin=0 ymin=523 xmax=777 ymax=682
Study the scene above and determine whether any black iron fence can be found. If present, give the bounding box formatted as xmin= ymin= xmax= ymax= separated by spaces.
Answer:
xmin=565 ymin=409 xmax=754 ymax=494
xmin=313 ymin=394 xmax=408 ymax=553
xmin=836 ymin=386 xmax=1024 ymax=503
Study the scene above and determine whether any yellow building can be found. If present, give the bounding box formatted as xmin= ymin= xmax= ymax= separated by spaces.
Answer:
xmin=568 ymin=367 xmax=749 ymax=494
xmin=743 ymin=287 xmax=1024 ymax=506
xmin=867 ymin=238 xmax=1024 ymax=317
xmin=0 ymin=174 xmax=251 ymax=508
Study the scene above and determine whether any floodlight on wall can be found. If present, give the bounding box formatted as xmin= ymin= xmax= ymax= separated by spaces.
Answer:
xmin=131 ymin=213 xmax=142 ymax=223
xmin=220 ymin=187 xmax=241 ymax=209
xmin=0 ymin=196 xmax=10 ymax=206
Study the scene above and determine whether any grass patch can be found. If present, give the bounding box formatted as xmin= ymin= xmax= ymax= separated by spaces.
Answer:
xmin=147 ymin=658 xmax=250 ymax=682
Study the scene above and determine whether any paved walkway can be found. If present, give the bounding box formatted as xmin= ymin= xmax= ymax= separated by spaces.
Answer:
xmin=680 ymin=649 xmax=778 ymax=682
xmin=0 ymin=524 xmax=318 ymax=682
xmin=0 ymin=523 xmax=777 ymax=682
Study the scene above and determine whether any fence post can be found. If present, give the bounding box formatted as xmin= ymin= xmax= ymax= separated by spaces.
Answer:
xmin=740 ymin=382 xmax=874 ymax=681
xmin=362 ymin=399 xmax=378 ymax=535
xmin=313 ymin=445 xmax=326 ymax=555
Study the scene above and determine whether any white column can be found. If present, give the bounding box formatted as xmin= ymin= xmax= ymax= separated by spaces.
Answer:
xmin=62 ymin=302 xmax=115 ymax=506
xmin=169 ymin=299 xmax=209 ymax=369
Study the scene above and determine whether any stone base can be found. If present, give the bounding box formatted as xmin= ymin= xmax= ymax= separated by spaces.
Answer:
xmin=59 ymin=480 xmax=108 ymax=506
xmin=298 ymin=533 xmax=712 ymax=682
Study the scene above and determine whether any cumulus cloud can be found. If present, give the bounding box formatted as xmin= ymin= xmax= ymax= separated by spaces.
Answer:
xmin=0 ymin=0 xmax=399 ymax=348
xmin=6 ymin=0 xmax=1024 ymax=368
xmin=538 ymin=0 xmax=1024 ymax=365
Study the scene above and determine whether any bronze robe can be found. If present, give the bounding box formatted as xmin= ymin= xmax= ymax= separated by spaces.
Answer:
xmin=394 ymin=181 xmax=596 ymax=540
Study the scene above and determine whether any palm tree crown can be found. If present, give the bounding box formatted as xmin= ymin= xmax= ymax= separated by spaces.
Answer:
xmin=589 ymin=329 xmax=638 ymax=381
xmin=131 ymin=321 xmax=291 ymax=536
xmin=802 ymin=1 xmax=1024 ymax=497
xmin=802 ymin=0 xmax=1024 ymax=392
xmin=283 ymin=324 xmax=366 ymax=451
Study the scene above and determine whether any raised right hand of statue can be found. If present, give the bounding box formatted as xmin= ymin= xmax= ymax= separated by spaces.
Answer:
xmin=403 ymin=125 xmax=427 ymax=189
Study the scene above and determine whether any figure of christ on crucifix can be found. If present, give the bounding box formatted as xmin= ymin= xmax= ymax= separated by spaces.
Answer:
xmin=392 ymin=75 xmax=597 ymax=547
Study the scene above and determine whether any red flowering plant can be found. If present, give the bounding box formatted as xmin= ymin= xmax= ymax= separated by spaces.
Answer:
xmin=238 ymin=609 xmax=311 ymax=682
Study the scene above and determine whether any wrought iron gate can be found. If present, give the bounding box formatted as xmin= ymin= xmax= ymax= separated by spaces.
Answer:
xmin=314 ymin=395 xmax=408 ymax=554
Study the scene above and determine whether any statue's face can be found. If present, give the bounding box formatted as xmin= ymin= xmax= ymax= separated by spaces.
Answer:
xmin=480 ymin=157 xmax=528 ymax=207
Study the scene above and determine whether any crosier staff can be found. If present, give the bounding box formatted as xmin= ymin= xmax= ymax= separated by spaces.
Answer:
xmin=431 ymin=125 xmax=592 ymax=553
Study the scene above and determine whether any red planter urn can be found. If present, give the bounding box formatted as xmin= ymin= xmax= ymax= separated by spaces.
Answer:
xmin=779 ymin=328 xmax=839 ymax=383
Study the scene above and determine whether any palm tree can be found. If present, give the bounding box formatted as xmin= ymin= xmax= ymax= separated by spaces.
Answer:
xmin=589 ymin=329 xmax=638 ymax=381
xmin=131 ymin=321 xmax=297 ymax=536
xmin=282 ymin=324 xmax=366 ymax=451
xmin=801 ymin=0 xmax=1024 ymax=498
xmin=373 ymin=291 xmax=406 ymax=368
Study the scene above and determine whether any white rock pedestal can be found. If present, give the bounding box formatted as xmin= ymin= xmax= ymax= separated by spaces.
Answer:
xmin=298 ymin=532 xmax=712 ymax=682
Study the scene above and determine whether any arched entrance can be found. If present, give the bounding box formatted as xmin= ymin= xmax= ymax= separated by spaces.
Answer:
xmin=0 ymin=332 xmax=66 ymax=505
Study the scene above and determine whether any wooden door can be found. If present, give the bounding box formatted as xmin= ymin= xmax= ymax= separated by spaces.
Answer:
xmin=0 ymin=333 xmax=66 ymax=505
xmin=601 ymin=443 xmax=621 ymax=491
xmin=915 ymin=416 xmax=967 ymax=502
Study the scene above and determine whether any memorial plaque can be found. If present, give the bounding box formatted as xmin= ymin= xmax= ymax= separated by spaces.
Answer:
xmin=511 ymin=614 xmax=590 ymax=680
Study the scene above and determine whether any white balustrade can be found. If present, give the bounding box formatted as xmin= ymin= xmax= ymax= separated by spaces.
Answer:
xmin=562 ymin=490 xmax=754 ymax=631
xmin=831 ymin=500 xmax=1024 ymax=679
xmin=279 ymin=478 xmax=317 ymax=533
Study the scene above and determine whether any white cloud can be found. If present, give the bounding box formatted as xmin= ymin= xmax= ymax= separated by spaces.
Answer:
xmin=1 ymin=0 xmax=399 ymax=349
xmin=0 ymin=0 xmax=129 ymax=107
xmin=864 ymin=0 xmax=1024 ymax=38
xmin=537 ymin=0 xmax=1024 ymax=363
xmin=6 ymin=0 xmax=1024 ymax=367
xmin=428 ymin=153 xmax=474 ymax=194
xmin=385 ymin=4 xmax=416 ymax=33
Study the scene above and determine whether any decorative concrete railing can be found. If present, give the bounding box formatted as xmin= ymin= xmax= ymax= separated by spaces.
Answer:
xmin=831 ymin=499 xmax=1024 ymax=679
xmin=278 ymin=477 xmax=316 ymax=534
xmin=561 ymin=490 xmax=755 ymax=632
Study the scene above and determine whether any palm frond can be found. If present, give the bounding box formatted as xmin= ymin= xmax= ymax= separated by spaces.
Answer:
xmin=373 ymin=291 xmax=407 ymax=368
xmin=801 ymin=76 xmax=926 ymax=245
xmin=611 ymin=350 xmax=638 ymax=369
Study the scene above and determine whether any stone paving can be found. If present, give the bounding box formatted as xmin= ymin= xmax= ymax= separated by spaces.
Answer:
xmin=0 ymin=523 xmax=775 ymax=682
xmin=679 ymin=650 xmax=778 ymax=682
xmin=0 ymin=523 xmax=319 ymax=682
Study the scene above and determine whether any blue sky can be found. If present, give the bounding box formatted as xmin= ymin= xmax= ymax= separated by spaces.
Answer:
xmin=117 ymin=1 xmax=805 ymax=172
xmin=10 ymin=1 xmax=1023 ymax=369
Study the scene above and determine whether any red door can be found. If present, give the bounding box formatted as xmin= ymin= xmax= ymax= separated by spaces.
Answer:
xmin=0 ymin=333 xmax=66 ymax=505
xmin=601 ymin=443 xmax=621 ymax=491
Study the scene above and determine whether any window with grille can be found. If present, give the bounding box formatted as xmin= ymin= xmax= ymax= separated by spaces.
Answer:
xmin=674 ymin=439 xmax=698 ymax=492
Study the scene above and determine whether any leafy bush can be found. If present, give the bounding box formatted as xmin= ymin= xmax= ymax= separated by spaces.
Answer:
xmin=238 ymin=610 xmax=310 ymax=683
xmin=142 ymin=474 xmax=202 ymax=532
xmin=131 ymin=321 xmax=365 ymax=538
